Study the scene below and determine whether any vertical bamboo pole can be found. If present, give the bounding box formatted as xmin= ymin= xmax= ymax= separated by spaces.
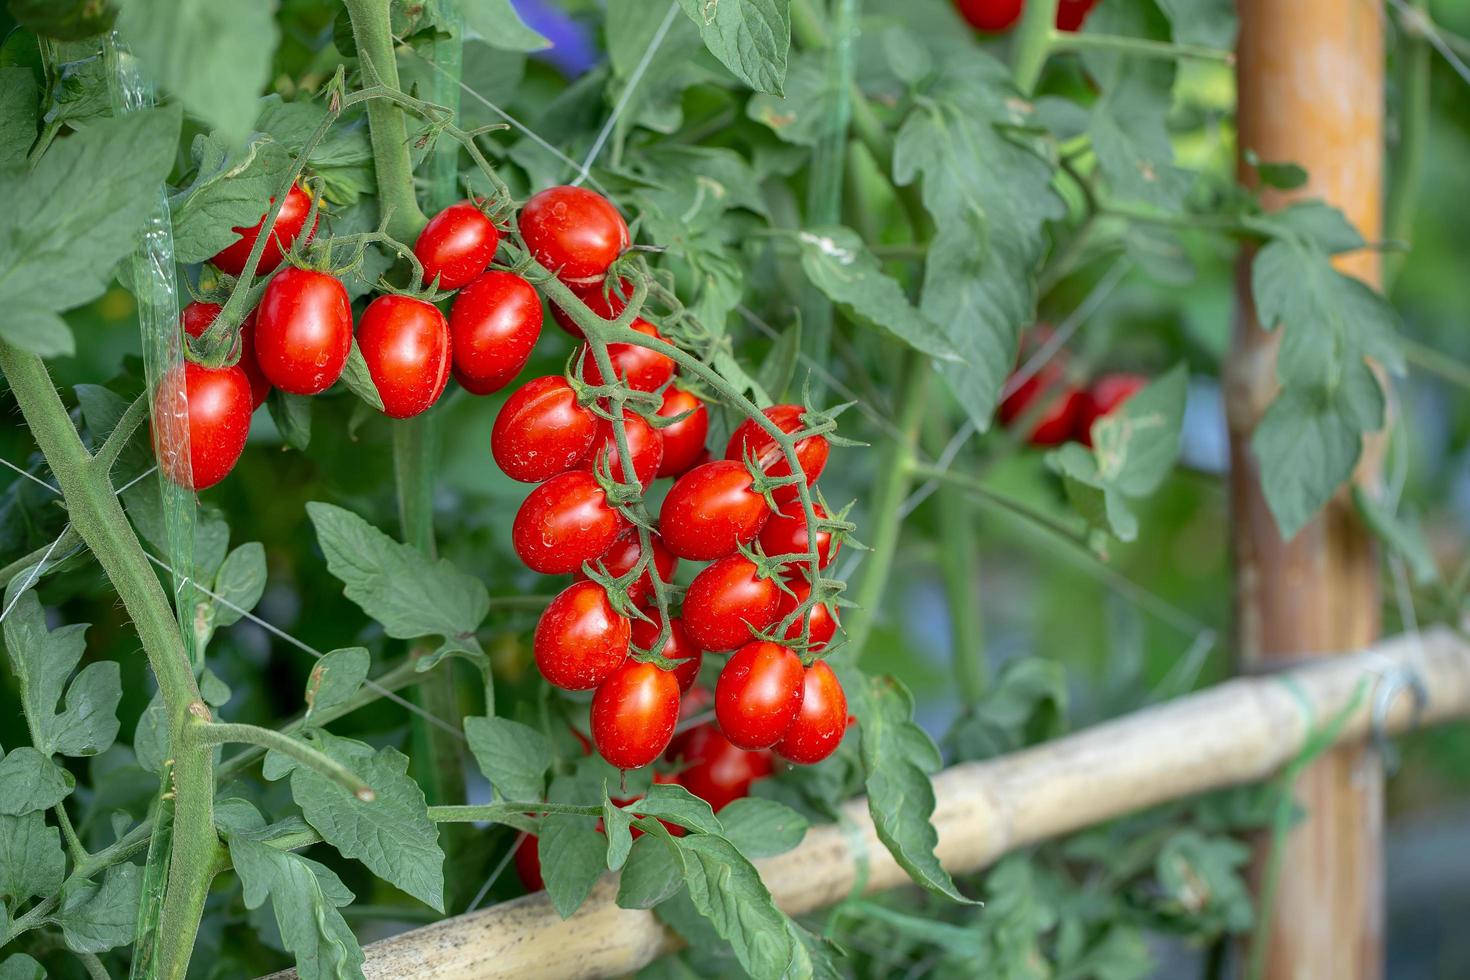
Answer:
xmin=1230 ymin=2 xmax=1385 ymax=977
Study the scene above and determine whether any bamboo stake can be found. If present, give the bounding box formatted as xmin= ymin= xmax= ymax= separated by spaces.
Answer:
xmin=1230 ymin=2 xmax=1387 ymax=976
xmin=264 ymin=627 xmax=1470 ymax=980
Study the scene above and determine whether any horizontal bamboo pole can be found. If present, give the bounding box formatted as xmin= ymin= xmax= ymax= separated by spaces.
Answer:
xmin=267 ymin=627 xmax=1470 ymax=979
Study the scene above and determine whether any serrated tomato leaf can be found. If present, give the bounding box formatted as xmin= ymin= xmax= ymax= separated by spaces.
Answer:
xmin=676 ymin=0 xmax=790 ymax=95
xmin=464 ymin=715 xmax=552 ymax=803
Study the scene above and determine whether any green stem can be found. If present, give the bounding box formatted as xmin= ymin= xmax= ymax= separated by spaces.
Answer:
xmin=1048 ymin=30 xmax=1234 ymax=65
xmin=94 ymin=393 xmax=148 ymax=473
xmin=1 ymin=821 xmax=153 ymax=946
xmin=0 ymin=525 xmax=81 ymax=586
xmin=1403 ymin=337 xmax=1470 ymax=390
xmin=197 ymin=723 xmax=376 ymax=800
xmin=923 ymin=416 xmax=985 ymax=703
xmin=1385 ymin=0 xmax=1429 ymax=288
xmin=429 ymin=801 xmax=603 ymax=822
xmin=1012 ymin=0 xmax=1059 ymax=93
xmin=56 ymin=806 xmax=90 ymax=865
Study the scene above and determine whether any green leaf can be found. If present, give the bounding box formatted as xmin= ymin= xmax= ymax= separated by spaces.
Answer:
xmin=716 ymin=798 xmax=807 ymax=858
xmin=756 ymin=318 xmax=801 ymax=402
xmin=676 ymin=0 xmax=790 ymax=94
xmin=255 ymin=95 xmax=375 ymax=206
xmin=340 ymin=339 xmax=386 ymax=412
xmin=1250 ymin=200 xmax=1364 ymax=254
xmin=1241 ymin=149 xmax=1307 ymax=192
xmin=168 ymin=132 xmax=291 ymax=263
xmin=1353 ymin=487 xmax=1439 ymax=586
xmin=2 ymin=590 xmax=121 ymax=758
xmin=0 ymin=305 xmax=73 ymax=358
xmin=673 ymin=833 xmax=797 ymax=977
xmin=280 ymin=731 xmax=446 ymax=912
xmin=947 ymin=657 xmax=1067 ymax=762
xmin=117 ymin=0 xmax=276 ymax=145
xmin=617 ymin=834 xmax=684 ymax=909
xmin=602 ymin=789 xmax=635 ymax=872
xmin=1156 ymin=0 xmax=1236 ymax=49
xmin=0 ymin=811 xmax=66 ymax=906
xmin=0 ymin=747 xmax=73 ymax=815
xmin=226 ymin=834 xmax=365 ymax=980
xmin=267 ymin=389 xmax=312 ymax=450
xmin=0 ymin=106 xmax=179 ymax=349
xmin=212 ymin=541 xmax=266 ymax=629
xmin=456 ymin=0 xmax=551 ymax=52
xmin=0 ymin=954 xmax=45 ymax=980
xmin=0 ymin=67 xmax=40 ymax=166
xmin=628 ymin=781 xmax=722 ymax=836
xmin=303 ymin=647 xmax=371 ymax=725
xmin=307 ymin=502 xmax=489 ymax=653
xmin=796 ymin=226 xmax=961 ymax=361
xmin=1153 ymin=830 xmax=1252 ymax=933
xmin=55 ymin=864 xmax=141 ymax=953
xmin=464 ymin=716 xmax=552 ymax=803
xmin=850 ymin=671 xmax=970 ymax=903
xmin=43 ymin=51 xmax=111 ymax=133
xmin=746 ymin=51 xmax=828 ymax=145
xmin=538 ymin=812 xmax=607 ymax=919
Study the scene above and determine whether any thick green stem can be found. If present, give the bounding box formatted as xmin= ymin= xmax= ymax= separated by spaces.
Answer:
xmin=923 ymin=416 xmax=985 ymax=703
xmin=1012 ymin=0 xmax=1059 ymax=94
xmin=1385 ymin=0 xmax=1429 ymax=288
xmin=1049 ymin=30 xmax=1234 ymax=65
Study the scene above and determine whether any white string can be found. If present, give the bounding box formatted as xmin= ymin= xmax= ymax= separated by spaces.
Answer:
xmin=466 ymin=830 xmax=525 ymax=913
xmin=0 ymin=525 xmax=71 ymax=624
xmin=1389 ymin=0 xmax=1470 ymax=89
xmin=572 ymin=1 xmax=681 ymax=187
xmin=0 ymin=455 xmax=60 ymax=494
xmin=115 ymin=464 xmax=159 ymax=495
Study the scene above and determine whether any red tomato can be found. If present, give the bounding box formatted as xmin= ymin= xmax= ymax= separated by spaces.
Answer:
xmin=631 ymin=610 xmax=703 ymax=693
xmin=514 ymin=833 xmax=544 ymax=891
xmin=414 ymin=200 xmax=500 ymax=291
xmin=210 ymin=183 xmax=316 ymax=277
xmin=579 ymin=409 xmax=663 ymax=488
xmin=681 ymin=555 xmax=781 ymax=652
xmin=491 ymin=376 xmax=597 ymax=483
xmin=667 ymin=723 xmax=773 ymax=812
xmin=534 ymin=580 xmax=630 ymax=690
xmin=550 ymin=278 xmax=630 ymax=339
xmin=658 ymin=459 xmax=771 ymax=561
xmin=579 ymin=320 xmax=676 ymax=393
xmin=774 ymin=661 xmax=848 ymax=765
xmin=655 ymin=387 xmax=709 ymax=478
xmin=513 ymin=470 xmax=624 ymax=574
xmin=953 ymin=0 xmax=1022 ymax=32
xmin=253 ymin=267 xmax=353 ymax=395
xmin=181 ymin=302 xmax=270 ymax=408
xmin=1076 ymin=372 xmax=1147 ymax=447
xmin=575 ymin=528 xmax=677 ymax=605
xmin=1056 ymin=0 xmax=1100 ymax=31
xmin=997 ymin=362 xmax=1084 ymax=446
xmin=759 ymin=503 xmax=838 ymax=568
xmin=775 ymin=578 xmax=838 ymax=651
xmin=591 ymin=660 xmax=681 ymax=770
xmin=356 ymin=294 xmax=451 ymax=419
xmin=715 ymin=641 xmax=805 ymax=750
xmin=152 ymin=362 xmax=253 ymax=491
xmin=518 ymin=185 xmax=630 ymax=284
xmin=449 ymin=271 xmax=543 ymax=394
xmin=725 ymin=404 xmax=829 ymax=503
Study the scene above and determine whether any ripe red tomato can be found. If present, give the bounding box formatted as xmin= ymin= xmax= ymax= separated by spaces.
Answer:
xmin=518 ymin=185 xmax=630 ymax=283
xmin=725 ymin=404 xmax=829 ymax=503
xmin=153 ymin=362 xmax=253 ymax=491
xmin=550 ymin=278 xmax=629 ymax=339
xmin=591 ymin=660 xmax=681 ymax=770
xmin=575 ymin=528 xmax=677 ymax=605
xmin=579 ymin=409 xmax=663 ymax=488
xmin=1076 ymin=372 xmax=1147 ymax=447
xmin=1056 ymin=0 xmax=1100 ymax=31
xmin=658 ymin=459 xmax=771 ymax=561
xmin=775 ymin=578 xmax=838 ymax=651
xmin=655 ymin=387 xmax=709 ymax=478
xmin=953 ymin=0 xmax=1022 ymax=31
xmin=449 ymin=271 xmax=543 ymax=395
xmin=774 ymin=661 xmax=848 ymax=765
xmin=631 ymin=610 xmax=702 ymax=693
xmin=534 ymin=579 xmax=630 ymax=690
xmin=210 ymin=182 xmax=316 ymax=277
xmin=514 ymin=833 xmax=544 ymax=891
xmin=579 ymin=320 xmax=676 ymax=393
xmin=253 ymin=267 xmax=353 ymax=395
xmin=715 ymin=641 xmax=805 ymax=750
xmin=759 ymin=503 xmax=838 ymax=568
xmin=997 ymin=362 xmax=1084 ymax=446
xmin=181 ymin=302 xmax=270 ymax=408
xmin=491 ymin=376 xmax=597 ymax=483
xmin=414 ymin=200 xmax=500 ymax=291
xmin=356 ymin=294 xmax=451 ymax=419
xmin=681 ymin=555 xmax=781 ymax=652
xmin=513 ymin=470 xmax=624 ymax=574
xmin=667 ymin=723 xmax=773 ymax=812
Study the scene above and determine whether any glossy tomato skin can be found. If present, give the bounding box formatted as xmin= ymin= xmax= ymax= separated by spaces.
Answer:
xmin=668 ymin=723 xmax=773 ymax=812
xmin=210 ymin=183 xmax=316 ymax=277
xmin=775 ymin=578 xmax=838 ymax=651
xmin=631 ymin=610 xmax=703 ymax=693
xmin=759 ymin=503 xmax=838 ymax=568
xmin=181 ymin=302 xmax=270 ymax=408
xmin=579 ymin=409 xmax=663 ymax=488
xmin=659 ymin=459 xmax=771 ymax=561
xmin=491 ymin=376 xmax=597 ymax=482
xmin=551 ymin=277 xmax=629 ymax=339
xmin=591 ymin=660 xmax=681 ymax=770
xmin=655 ymin=387 xmax=709 ymax=478
xmin=997 ymin=362 xmax=1084 ymax=447
xmin=513 ymin=470 xmax=624 ymax=574
xmin=775 ymin=661 xmax=848 ymax=765
xmin=715 ymin=642 xmax=805 ymax=750
xmin=356 ymin=294 xmax=451 ymax=419
xmin=580 ymin=320 xmax=675 ymax=393
xmin=519 ymin=185 xmax=630 ymax=283
xmin=414 ymin=201 xmax=500 ymax=290
xmin=534 ymin=580 xmax=630 ymax=690
xmin=514 ymin=833 xmax=544 ymax=891
xmin=153 ymin=362 xmax=253 ymax=491
xmin=253 ymin=267 xmax=353 ymax=395
xmin=682 ymin=555 xmax=781 ymax=652
xmin=575 ymin=528 xmax=677 ymax=606
xmin=449 ymin=271 xmax=543 ymax=394
xmin=953 ymin=0 xmax=1023 ymax=31
xmin=1076 ymin=372 xmax=1147 ymax=447
xmin=725 ymin=404 xmax=829 ymax=503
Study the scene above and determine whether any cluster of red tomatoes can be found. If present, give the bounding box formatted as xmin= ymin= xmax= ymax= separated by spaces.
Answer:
xmin=997 ymin=328 xmax=1146 ymax=448
xmin=952 ymin=0 xmax=1100 ymax=33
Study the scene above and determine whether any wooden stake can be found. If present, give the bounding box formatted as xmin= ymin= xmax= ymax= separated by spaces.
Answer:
xmin=1230 ymin=1 xmax=1387 ymax=976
